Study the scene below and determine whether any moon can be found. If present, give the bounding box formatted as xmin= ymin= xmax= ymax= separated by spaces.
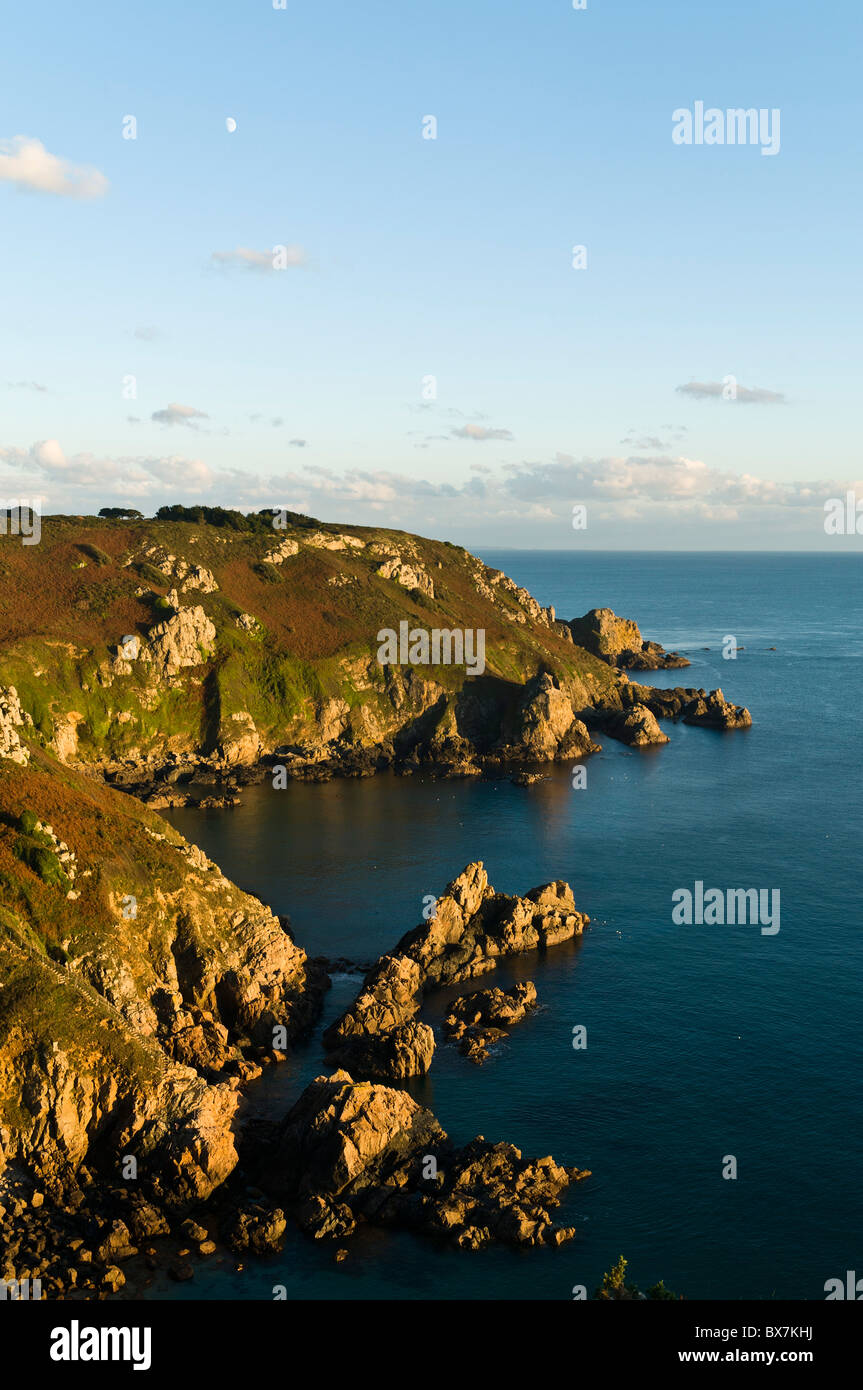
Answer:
xmin=226 ymin=117 xmax=237 ymax=133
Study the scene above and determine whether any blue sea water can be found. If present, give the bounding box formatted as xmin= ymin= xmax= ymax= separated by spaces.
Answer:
xmin=157 ymin=551 xmax=863 ymax=1302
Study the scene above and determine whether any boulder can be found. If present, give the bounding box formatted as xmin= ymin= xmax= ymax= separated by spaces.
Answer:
xmin=263 ymin=1071 xmax=588 ymax=1250
xmin=682 ymin=688 xmax=752 ymax=730
xmin=444 ymin=982 xmax=537 ymax=1063
xmin=602 ymin=703 xmax=669 ymax=747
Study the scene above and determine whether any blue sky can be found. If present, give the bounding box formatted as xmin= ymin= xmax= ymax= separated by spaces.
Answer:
xmin=1 ymin=0 xmax=861 ymax=548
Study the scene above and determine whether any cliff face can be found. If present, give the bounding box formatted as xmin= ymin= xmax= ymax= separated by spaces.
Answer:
xmin=0 ymin=743 xmax=325 ymax=1205
xmin=0 ymin=512 xmax=619 ymax=781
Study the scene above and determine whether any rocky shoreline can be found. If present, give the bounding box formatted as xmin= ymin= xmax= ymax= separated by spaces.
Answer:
xmin=0 ymin=514 xmax=755 ymax=1299
xmin=81 ymin=670 xmax=751 ymax=804
xmin=0 ymin=863 xmax=594 ymax=1297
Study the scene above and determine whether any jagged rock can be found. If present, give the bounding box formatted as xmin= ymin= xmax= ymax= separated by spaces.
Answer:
xmin=682 ymin=688 xmax=752 ymax=730
xmin=566 ymin=608 xmax=643 ymax=663
xmin=222 ymin=1204 xmax=287 ymax=1255
xmin=96 ymin=1219 xmax=136 ymax=1263
xmin=295 ymin=1195 xmax=357 ymax=1239
xmin=323 ymin=864 xmax=587 ymax=1079
xmin=219 ymin=711 xmax=261 ymax=765
xmin=619 ymin=683 xmax=752 ymax=730
xmin=147 ymin=605 xmax=216 ymax=674
xmin=500 ymin=672 xmax=600 ymax=761
xmin=445 ymin=982 xmax=537 ymax=1063
xmin=138 ymin=546 xmax=218 ymax=594
xmin=330 ymin=1021 xmax=436 ymax=1081
xmin=602 ymin=703 xmax=669 ymax=747
xmin=305 ymin=532 xmax=365 ymax=552
xmin=263 ymin=538 xmax=299 ymax=564
xmin=566 ymin=608 xmax=688 ymax=669
xmin=127 ymin=1200 xmax=170 ymax=1241
xmin=263 ymin=1071 xmax=588 ymax=1250
xmin=375 ymin=555 xmax=435 ymax=598
xmin=628 ymin=639 xmax=689 ymax=670
xmin=0 ymin=687 xmax=29 ymax=765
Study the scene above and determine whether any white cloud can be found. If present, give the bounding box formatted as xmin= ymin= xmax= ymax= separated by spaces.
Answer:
xmin=211 ymin=245 xmax=307 ymax=272
xmin=0 ymin=136 xmax=108 ymax=198
xmin=676 ymin=379 xmax=786 ymax=404
xmin=151 ymin=403 xmax=209 ymax=428
xmin=452 ymin=424 xmax=514 ymax=442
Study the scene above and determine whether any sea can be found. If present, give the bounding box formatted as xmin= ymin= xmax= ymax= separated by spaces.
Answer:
xmin=151 ymin=551 xmax=863 ymax=1302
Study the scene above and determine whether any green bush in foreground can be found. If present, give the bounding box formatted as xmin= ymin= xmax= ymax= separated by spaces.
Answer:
xmin=596 ymin=1256 xmax=681 ymax=1301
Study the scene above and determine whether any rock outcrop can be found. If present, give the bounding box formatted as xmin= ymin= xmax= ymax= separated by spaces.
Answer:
xmin=444 ymin=981 xmax=537 ymax=1063
xmin=500 ymin=672 xmax=599 ymax=761
xmin=598 ymin=702 xmax=670 ymax=747
xmin=618 ymin=682 xmax=752 ymax=730
xmin=323 ymin=864 xmax=587 ymax=1079
xmin=566 ymin=608 xmax=689 ymax=670
xmin=263 ymin=1070 xmax=589 ymax=1250
xmin=147 ymin=604 xmax=216 ymax=674
xmin=375 ymin=554 xmax=435 ymax=598
xmin=681 ymin=688 xmax=752 ymax=730
xmin=0 ymin=686 xmax=30 ymax=765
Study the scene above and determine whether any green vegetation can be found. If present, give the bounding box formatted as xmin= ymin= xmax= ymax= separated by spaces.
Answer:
xmin=155 ymin=504 xmax=316 ymax=532
xmin=77 ymin=542 xmax=111 ymax=567
xmin=0 ymin=508 xmax=619 ymax=767
xmin=595 ymin=1256 xmax=681 ymax=1301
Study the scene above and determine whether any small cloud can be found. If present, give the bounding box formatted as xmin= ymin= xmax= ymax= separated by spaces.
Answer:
xmin=7 ymin=380 xmax=48 ymax=393
xmin=133 ymin=326 xmax=161 ymax=342
xmin=0 ymin=135 xmax=108 ymax=198
xmin=676 ymin=379 xmax=785 ymax=405
xmin=621 ymin=434 xmax=667 ymax=450
xmin=211 ymin=245 xmax=307 ymax=273
xmin=452 ymin=424 xmax=514 ymax=442
xmin=271 ymin=417 xmax=283 ymax=428
xmin=151 ymin=402 xmax=209 ymax=428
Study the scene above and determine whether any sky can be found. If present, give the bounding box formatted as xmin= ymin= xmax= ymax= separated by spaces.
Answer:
xmin=1 ymin=0 xmax=861 ymax=550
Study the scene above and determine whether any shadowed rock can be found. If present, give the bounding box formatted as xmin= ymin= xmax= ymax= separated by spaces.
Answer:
xmin=263 ymin=1070 xmax=590 ymax=1250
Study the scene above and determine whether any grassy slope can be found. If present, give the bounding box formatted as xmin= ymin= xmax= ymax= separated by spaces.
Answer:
xmin=0 ymin=514 xmax=618 ymax=764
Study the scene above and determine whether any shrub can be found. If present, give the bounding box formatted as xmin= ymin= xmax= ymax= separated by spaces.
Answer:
xmin=14 ymin=842 xmax=71 ymax=892
xmin=18 ymin=809 xmax=40 ymax=837
xmin=77 ymin=543 xmax=111 ymax=567
xmin=133 ymin=560 xmax=168 ymax=587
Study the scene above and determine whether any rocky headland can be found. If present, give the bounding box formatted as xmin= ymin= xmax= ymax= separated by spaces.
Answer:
xmin=0 ymin=506 xmax=752 ymax=1297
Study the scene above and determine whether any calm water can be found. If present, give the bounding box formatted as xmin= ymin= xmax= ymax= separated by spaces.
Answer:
xmin=158 ymin=552 xmax=863 ymax=1301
